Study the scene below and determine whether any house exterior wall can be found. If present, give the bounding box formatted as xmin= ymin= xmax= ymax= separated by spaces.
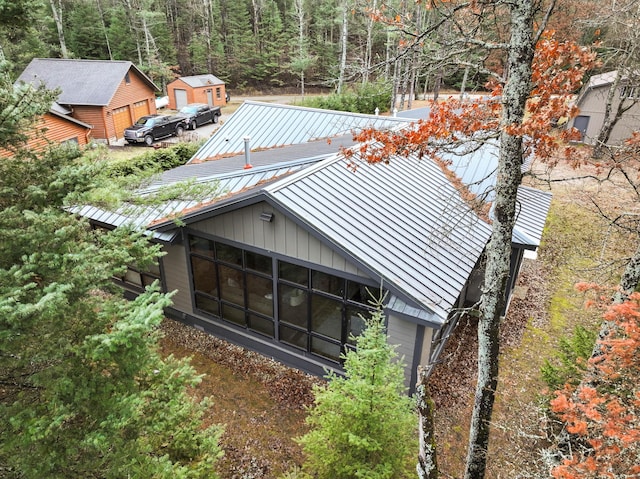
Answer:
xmin=72 ymin=68 xmax=157 ymax=143
xmin=190 ymin=202 xmax=367 ymax=276
xmin=569 ymin=85 xmax=640 ymax=145
xmin=0 ymin=113 xmax=90 ymax=158
xmin=157 ymin=202 xmax=432 ymax=389
xmin=167 ymin=78 xmax=227 ymax=110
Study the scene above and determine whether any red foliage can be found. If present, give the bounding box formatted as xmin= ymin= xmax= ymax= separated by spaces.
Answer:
xmin=343 ymin=32 xmax=598 ymax=215
xmin=550 ymin=293 xmax=640 ymax=478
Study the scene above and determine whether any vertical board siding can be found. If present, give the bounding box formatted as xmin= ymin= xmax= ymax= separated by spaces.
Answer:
xmin=167 ymin=79 xmax=228 ymax=109
xmin=162 ymin=243 xmax=193 ymax=314
xmin=387 ymin=314 xmax=418 ymax=386
xmin=191 ymin=202 xmax=365 ymax=276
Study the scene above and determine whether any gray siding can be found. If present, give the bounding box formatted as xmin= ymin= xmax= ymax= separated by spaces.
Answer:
xmin=162 ymin=243 xmax=193 ymax=314
xmin=191 ymin=201 xmax=368 ymax=277
xmin=571 ymin=85 xmax=640 ymax=145
xmin=387 ymin=314 xmax=420 ymax=386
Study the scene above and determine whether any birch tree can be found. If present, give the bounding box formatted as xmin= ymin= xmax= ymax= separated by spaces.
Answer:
xmin=49 ymin=0 xmax=69 ymax=57
xmin=346 ymin=2 xmax=597 ymax=477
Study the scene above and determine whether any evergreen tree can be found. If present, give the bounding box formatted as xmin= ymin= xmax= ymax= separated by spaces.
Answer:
xmin=297 ymin=306 xmax=417 ymax=479
xmin=0 ymin=72 xmax=223 ymax=478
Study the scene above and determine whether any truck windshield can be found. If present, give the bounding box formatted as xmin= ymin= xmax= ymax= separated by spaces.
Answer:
xmin=179 ymin=106 xmax=199 ymax=114
xmin=136 ymin=117 xmax=155 ymax=126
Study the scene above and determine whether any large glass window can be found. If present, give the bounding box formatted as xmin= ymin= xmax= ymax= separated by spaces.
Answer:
xmin=277 ymin=260 xmax=376 ymax=363
xmin=188 ymin=235 xmax=274 ymax=337
xmin=188 ymin=236 xmax=380 ymax=362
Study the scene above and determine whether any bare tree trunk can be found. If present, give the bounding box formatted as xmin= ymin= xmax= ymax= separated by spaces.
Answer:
xmin=460 ymin=66 xmax=469 ymax=100
xmin=363 ymin=0 xmax=377 ymax=84
xmin=416 ymin=370 xmax=438 ymax=479
xmin=592 ymin=70 xmax=622 ymax=159
xmin=337 ymin=1 xmax=348 ymax=94
xmin=49 ymin=0 xmax=69 ymax=58
xmin=463 ymin=2 xmax=535 ymax=479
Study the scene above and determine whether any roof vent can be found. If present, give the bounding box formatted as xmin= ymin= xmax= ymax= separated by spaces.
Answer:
xmin=243 ymin=136 xmax=253 ymax=169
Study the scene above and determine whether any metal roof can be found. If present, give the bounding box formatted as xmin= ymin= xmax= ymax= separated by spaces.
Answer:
xmin=190 ymin=101 xmax=411 ymax=162
xmin=263 ymin=151 xmax=493 ymax=319
xmin=176 ymin=74 xmax=225 ymax=88
xmin=17 ymin=58 xmax=159 ymax=106
xmin=73 ymin=102 xmax=553 ymax=324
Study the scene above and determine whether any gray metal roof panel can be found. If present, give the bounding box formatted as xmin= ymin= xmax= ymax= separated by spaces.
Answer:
xmin=265 ymin=151 xmax=493 ymax=316
xmin=190 ymin=101 xmax=411 ymax=161
xmin=178 ymin=74 xmax=225 ymax=88
xmin=17 ymin=58 xmax=159 ymax=106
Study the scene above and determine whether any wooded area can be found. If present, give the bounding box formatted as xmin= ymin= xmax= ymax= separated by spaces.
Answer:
xmin=0 ymin=0 xmax=599 ymax=97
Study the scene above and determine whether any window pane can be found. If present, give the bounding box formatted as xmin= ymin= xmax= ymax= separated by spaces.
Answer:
xmin=280 ymin=325 xmax=307 ymax=350
xmin=311 ymin=295 xmax=343 ymax=340
xmin=346 ymin=306 xmax=368 ymax=345
xmin=219 ymin=265 xmax=244 ymax=306
xmin=195 ymin=294 xmax=219 ymax=316
xmin=216 ymin=243 xmax=243 ymax=265
xmin=191 ymin=256 xmax=218 ymax=296
xmin=311 ymin=337 xmax=342 ymax=362
xmin=124 ymin=269 xmax=142 ymax=286
xmin=312 ymin=270 xmax=343 ymax=296
xmin=246 ymin=251 xmax=272 ymax=276
xmin=222 ymin=303 xmax=246 ymax=326
xmin=249 ymin=314 xmax=274 ymax=337
xmin=147 ymin=261 xmax=161 ymax=276
xmin=189 ymin=236 xmax=214 ymax=258
xmin=247 ymin=274 xmax=273 ymax=316
xmin=346 ymin=280 xmax=373 ymax=306
xmin=141 ymin=274 xmax=157 ymax=288
xmin=278 ymin=284 xmax=308 ymax=328
xmin=279 ymin=261 xmax=309 ymax=286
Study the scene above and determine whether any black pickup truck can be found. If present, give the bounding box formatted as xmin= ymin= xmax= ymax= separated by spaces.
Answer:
xmin=124 ymin=114 xmax=186 ymax=146
xmin=176 ymin=103 xmax=222 ymax=130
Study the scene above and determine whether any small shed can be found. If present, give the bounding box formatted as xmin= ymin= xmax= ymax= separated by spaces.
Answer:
xmin=167 ymin=74 xmax=227 ymax=110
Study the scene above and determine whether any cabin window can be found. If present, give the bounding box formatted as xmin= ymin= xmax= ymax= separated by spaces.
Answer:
xmin=187 ymin=235 xmax=378 ymax=363
xmin=216 ymin=87 xmax=222 ymax=99
xmin=620 ymin=85 xmax=639 ymax=99
xmin=124 ymin=72 xmax=131 ymax=84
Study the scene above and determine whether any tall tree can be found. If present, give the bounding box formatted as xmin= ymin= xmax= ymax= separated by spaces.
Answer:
xmin=347 ymin=2 xmax=597 ymax=477
xmin=297 ymin=306 xmax=417 ymax=479
xmin=0 ymin=71 xmax=223 ymax=478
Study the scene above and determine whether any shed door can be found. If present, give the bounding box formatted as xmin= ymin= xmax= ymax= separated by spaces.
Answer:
xmin=112 ymin=106 xmax=131 ymax=139
xmin=573 ymin=115 xmax=590 ymax=141
xmin=206 ymin=89 xmax=213 ymax=106
xmin=133 ymin=100 xmax=150 ymax=121
xmin=174 ymin=89 xmax=188 ymax=109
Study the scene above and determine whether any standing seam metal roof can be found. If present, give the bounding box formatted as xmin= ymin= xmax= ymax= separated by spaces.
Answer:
xmin=264 ymin=152 xmax=493 ymax=316
xmin=190 ymin=101 xmax=411 ymax=161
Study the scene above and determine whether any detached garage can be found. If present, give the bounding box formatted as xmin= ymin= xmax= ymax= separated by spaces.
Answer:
xmin=167 ymin=74 xmax=227 ymax=110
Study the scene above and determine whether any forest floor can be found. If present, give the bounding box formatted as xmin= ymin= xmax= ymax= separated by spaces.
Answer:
xmin=157 ymin=100 xmax=634 ymax=478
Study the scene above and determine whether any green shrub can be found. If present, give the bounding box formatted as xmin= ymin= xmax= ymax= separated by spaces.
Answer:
xmin=105 ymin=142 xmax=201 ymax=178
xmin=297 ymin=307 xmax=417 ymax=479
xmin=541 ymin=325 xmax=598 ymax=392
xmin=297 ymin=81 xmax=392 ymax=114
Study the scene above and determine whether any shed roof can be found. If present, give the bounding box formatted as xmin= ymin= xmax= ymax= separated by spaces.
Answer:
xmin=190 ymin=101 xmax=411 ymax=162
xmin=175 ymin=74 xmax=225 ymax=88
xmin=17 ymin=58 xmax=159 ymax=106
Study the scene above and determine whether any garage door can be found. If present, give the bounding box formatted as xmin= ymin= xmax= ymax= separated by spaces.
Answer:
xmin=174 ymin=89 xmax=188 ymax=109
xmin=112 ymin=106 xmax=131 ymax=139
xmin=133 ymin=100 xmax=150 ymax=122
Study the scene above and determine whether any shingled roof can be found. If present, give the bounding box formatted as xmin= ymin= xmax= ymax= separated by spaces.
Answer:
xmin=17 ymin=58 xmax=159 ymax=106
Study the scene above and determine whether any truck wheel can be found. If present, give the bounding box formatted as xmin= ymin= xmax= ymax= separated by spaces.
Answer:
xmin=176 ymin=125 xmax=185 ymax=136
xmin=213 ymin=114 xmax=219 ymax=124
xmin=144 ymin=135 xmax=154 ymax=146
